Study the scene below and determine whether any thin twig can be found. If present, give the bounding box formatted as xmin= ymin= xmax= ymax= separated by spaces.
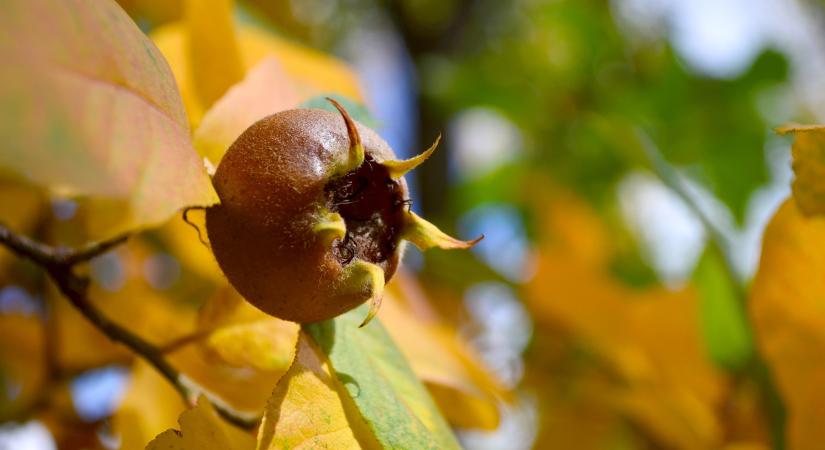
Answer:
xmin=0 ymin=221 xmax=258 ymax=429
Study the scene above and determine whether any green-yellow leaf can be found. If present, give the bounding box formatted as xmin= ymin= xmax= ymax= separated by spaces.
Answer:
xmin=257 ymin=331 xmax=376 ymax=450
xmin=0 ymin=0 xmax=217 ymax=238
xmin=382 ymin=276 xmax=506 ymax=430
xmin=146 ymin=396 xmax=256 ymax=450
xmin=777 ymin=124 xmax=825 ymax=216
xmin=305 ymin=305 xmax=461 ymax=450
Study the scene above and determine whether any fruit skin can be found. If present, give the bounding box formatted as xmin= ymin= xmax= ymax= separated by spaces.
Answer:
xmin=205 ymin=108 xmax=406 ymax=323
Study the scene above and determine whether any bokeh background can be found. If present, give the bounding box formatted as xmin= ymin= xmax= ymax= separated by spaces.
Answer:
xmin=3 ymin=0 xmax=825 ymax=448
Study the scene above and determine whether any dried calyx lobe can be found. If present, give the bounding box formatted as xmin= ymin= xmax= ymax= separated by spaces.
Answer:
xmin=325 ymin=154 xmax=408 ymax=267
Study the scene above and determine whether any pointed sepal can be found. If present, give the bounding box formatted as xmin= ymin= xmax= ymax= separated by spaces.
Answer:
xmin=327 ymin=97 xmax=365 ymax=174
xmin=382 ymin=134 xmax=441 ymax=179
xmin=401 ymin=211 xmax=483 ymax=250
xmin=341 ymin=260 xmax=386 ymax=328
xmin=313 ymin=210 xmax=346 ymax=247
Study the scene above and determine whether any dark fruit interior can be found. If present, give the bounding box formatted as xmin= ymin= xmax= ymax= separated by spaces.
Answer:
xmin=325 ymin=154 xmax=407 ymax=266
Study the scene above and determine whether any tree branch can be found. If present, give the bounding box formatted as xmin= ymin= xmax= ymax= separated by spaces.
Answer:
xmin=0 ymin=222 xmax=257 ymax=429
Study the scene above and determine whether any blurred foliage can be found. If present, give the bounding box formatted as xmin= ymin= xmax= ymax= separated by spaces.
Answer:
xmin=4 ymin=0 xmax=825 ymax=449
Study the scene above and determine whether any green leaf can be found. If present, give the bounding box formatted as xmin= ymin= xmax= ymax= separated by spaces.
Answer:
xmin=300 ymin=95 xmax=380 ymax=129
xmin=0 ymin=0 xmax=217 ymax=238
xmin=305 ymin=305 xmax=461 ymax=450
xmin=693 ymin=245 xmax=753 ymax=370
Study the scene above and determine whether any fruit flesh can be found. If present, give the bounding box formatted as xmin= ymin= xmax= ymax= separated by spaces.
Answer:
xmin=326 ymin=154 xmax=406 ymax=274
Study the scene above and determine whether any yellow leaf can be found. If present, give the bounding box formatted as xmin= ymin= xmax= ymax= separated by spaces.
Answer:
xmin=0 ymin=181 xmax=43 ymax=278
xmin=198 ymin=287 xmax=299 ymax=372
xmin=525 ymin=188 xmax=725 ymax=449
xmin=193 ymin=57 xmax=303 ymax=165
xmin=55 ymin=239 xmax=198 ymax=370
xmin=146 ymin=396 xmax=256 ymax=450
xmin=236 ymin=26 xmax=362 ymax=101
xmin=168 ymin=287 xmax=297 ymax=415
xmin=156 ymin=211 xmax=224 ymax=283
xmin=382 ymin=273 xmax=507 ymax=430
xmin=151 ymin=2 xmax=362 ymax=128
xmin=114 ymin=360 xmax=187 ymax=450
xmin=778 ymin=124 xmax=825 ymax=216
xmin=183 ymin=0 xmax=244 ymax=110
xmin=256 ymin=330 xmax=375 ymax=450
xmin=749 ymin=198 xmax=825 ymax=450
xmin=0 ymin=314 xmax=46 ymax=418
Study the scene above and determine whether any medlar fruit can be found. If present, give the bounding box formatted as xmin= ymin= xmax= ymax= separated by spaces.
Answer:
xmin=205 ymin=99 xmax=479 ymax=325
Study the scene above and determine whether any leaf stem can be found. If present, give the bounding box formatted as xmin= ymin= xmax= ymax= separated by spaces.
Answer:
xmin=0 ymin=222 xmax=257 ymax=429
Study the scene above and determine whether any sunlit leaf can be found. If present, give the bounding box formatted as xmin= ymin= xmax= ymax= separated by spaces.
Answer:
xmin=383 ymin=274 xmax=506 ymax=430
xmin=777 ymin=125 xmax=825 ymax=217
xmin=168 ymin=286 xmax=297 ymax=416
xmin=750 ymin=198 xmax=825 ymax=449
xmin=257 ymin=331 xmax=373 ymax=450
xmin=306 ymin=306 xmax=461 ymax=450
xmin=0 ymin=0 xmax=217 ymax=238
xmin=146 ymin=396 xmax=256 ymax=450
xmin=196 ymin=286 xmax=298 ymax=373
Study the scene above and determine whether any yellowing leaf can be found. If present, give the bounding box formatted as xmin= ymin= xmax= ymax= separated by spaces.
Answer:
xmin=146 ymin=396 xmax=256 ymax=450
xmin=0 ymin=0 xmax=217 ymax=238
xmin=778 ymin=125 xmax=825 ymax=216
xmin=306 ymin=306 xmax=461 ymax=450
xmin=257 ymin=331 xmax=372 ymax=450
xmin=382 ymin=273 xmax=507 ymax=430
xmin=749 ymin=198 xmax=825 ymax=449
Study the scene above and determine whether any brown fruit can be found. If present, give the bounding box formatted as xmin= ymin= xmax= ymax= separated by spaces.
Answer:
xmin=205 ymin=99 xmax=479 ymax=325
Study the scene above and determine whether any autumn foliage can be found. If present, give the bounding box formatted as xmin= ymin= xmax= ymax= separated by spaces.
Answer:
xmin=2 ymin=0 xmax=825 ymax=449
